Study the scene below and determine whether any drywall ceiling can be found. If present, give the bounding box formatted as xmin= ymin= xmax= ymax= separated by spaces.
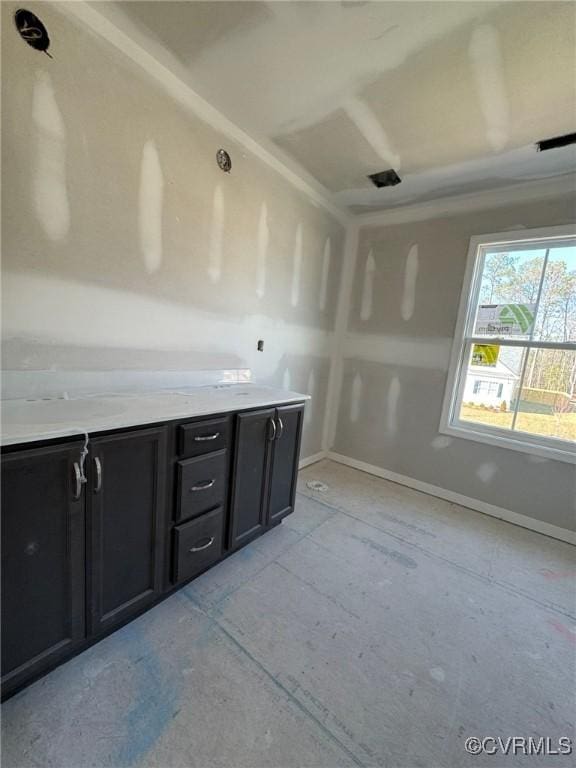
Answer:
xmin=97 ymin=1 xmax=576 ymax=213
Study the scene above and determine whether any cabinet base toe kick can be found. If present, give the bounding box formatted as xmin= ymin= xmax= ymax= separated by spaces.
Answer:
xmin=1 ymin=401 xmax=305 ymax=699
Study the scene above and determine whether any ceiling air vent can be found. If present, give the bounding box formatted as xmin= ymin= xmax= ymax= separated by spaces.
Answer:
xmin=368 ymin=169 xmax=401 ymax=188
xmin=536 ymin=133 xmax=576 ymax=152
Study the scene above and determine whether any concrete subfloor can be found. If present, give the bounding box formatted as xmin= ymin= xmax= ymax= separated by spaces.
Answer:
xmin=2 ymin=459 xmax=575 ymax=768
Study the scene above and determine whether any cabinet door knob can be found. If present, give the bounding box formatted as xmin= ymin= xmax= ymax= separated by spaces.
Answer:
xmin=93 ymin=457 xmax=102 ymax=493
xmin=268 ymin=417 xmax=277 ymax=441
xmin=194 ymin=432 xmax=220 ymax=442
xmin=276 ymin=417 xmax=284 ymax=440
xmin=189 ymin=536 xmax=214 ymax=553
xmin=190 ymin=479 xmax=215 ymax=492
xmin=72 ymin=462 xmax=82 ymax=500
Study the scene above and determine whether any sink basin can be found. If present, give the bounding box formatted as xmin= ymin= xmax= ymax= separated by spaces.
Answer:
xmin=2 ymin=399 xmax=123 ymax=425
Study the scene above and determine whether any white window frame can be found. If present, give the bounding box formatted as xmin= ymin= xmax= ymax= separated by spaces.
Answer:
xmin=439 ymin=224 xmax=576 ymax=464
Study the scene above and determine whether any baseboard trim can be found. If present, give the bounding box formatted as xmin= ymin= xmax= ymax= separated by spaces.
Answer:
xmin=299 ymin=451 xmax=327 ymax=470
xmin=327 ymin=452 xmax=576 ymax=546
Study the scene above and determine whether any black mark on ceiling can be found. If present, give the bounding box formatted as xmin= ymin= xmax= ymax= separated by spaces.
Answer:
xmin=14 ymin=9 xmax=52 ymax=58
xmin=216 ymin=149 xmax=232 ymax=173
xmin=368 ymin=169 xmax=402 ymax=188
xmin=536 ymin=133 xmax=576 ymax=152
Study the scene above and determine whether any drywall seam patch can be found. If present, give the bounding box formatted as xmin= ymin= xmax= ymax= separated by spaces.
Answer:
xmin=387 ymin=375 xmax=400 ymax=434
xmin=291 ymin=223 xmax=303 ymax=307
xmin=327 ymin=452 xmax=576 ymax=545
xmin=401 ymin=244 xmax=418 ymax=321
xmin=208 ymin=184 xmax=224 ymax=283
xmin=343 ymin=96 xmax=400 ymax=170
xmin=319 ymin=237 xmax=331 ymax=312
xmin=350 ymin=372 xmax=362 ymax=423
xmin=282 ymin=367 xmax=291 ymax=391
xmin=32 ymin=70 xmax=70 ymax=241
xmin=305 ymin=368 xmax=316 ymax=426
xmin=61 ymin=1 xmax=350 ymax=226
xmin=469 ymin=24 xmax=509 ymax=152
xmin=360 ymin=249 xmax=375 ymax=321
xmin=139 ymin=140 xmax=164 ymax=274
xmin=256 ymin=201 xmax=269 ymax=298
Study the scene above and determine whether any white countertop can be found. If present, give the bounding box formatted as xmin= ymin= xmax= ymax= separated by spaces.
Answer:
xmin=0 ymin=385 xmax=309 ymax=447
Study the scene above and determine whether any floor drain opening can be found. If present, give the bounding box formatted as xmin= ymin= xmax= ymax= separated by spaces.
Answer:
xmin=306 ymin=480 xmax=329 ymax=492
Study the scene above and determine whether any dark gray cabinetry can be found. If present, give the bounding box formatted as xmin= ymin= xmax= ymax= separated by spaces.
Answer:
xmin=1 ymin=442 xmax=86 ymax=697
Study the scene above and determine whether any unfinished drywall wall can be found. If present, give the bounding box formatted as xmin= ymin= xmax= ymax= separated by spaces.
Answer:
xmin=1 ymin=1 xmax=346 ymax=459
xmin=333 ymin=193 xmax=576 ymax=533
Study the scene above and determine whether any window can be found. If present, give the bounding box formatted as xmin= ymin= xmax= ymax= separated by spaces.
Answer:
xmin=440 ymin=225 xmax=576 ymax=463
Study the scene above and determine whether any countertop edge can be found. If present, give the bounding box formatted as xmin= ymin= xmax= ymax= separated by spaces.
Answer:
xmin=1 ymin=390 xmax=310 ymax=449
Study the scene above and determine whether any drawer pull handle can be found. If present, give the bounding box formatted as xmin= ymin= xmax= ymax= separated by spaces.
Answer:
xmin=72 ymin=462 xmax=82 ymax=500
xmin=189 ymin=536 xmax=215 ymax=553
xmin=194 ymin=432 xmax=220 ymax=442
xmin=190 ymin=479 xmax=215 ymax=492
xmin=268 ymin=417 xmax=277 ymax=441
xmin=94 ymin=457 xmax=102 ymax=493
xmin=276 ymin=417 xmax=284 ymax=440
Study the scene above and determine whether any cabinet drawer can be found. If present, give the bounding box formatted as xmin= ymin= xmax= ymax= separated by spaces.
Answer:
xmin=177 ymin=450 xmax=226 ymax=523
xmin=179 ymin=418 xmax=229 ymax=458
xmin=173 ymin=507 xmax=223 ymax=584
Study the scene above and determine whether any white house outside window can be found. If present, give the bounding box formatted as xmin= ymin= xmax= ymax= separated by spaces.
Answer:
xmin=440 ymin=225 xmax=576 ymax=463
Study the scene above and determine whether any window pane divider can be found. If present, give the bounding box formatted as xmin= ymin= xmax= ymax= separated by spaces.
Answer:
xmin=465 ymin=337 xmax=576 ymax=351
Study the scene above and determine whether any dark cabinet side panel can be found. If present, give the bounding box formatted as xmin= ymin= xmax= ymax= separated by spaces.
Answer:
xmin=88 ymin=427 xmax=167 ymax=635
xmin=229 ymin=409 xmax=275 ymax=549
xmin=268 ymin=404 xmax=304 ymax=525
xmin=1 ymin=442 xmax=86 ymax=695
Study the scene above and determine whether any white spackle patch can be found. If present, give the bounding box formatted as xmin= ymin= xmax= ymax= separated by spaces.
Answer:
xmin=429 ymin=667 xmax=445 ymax=683
xmin=469 ymin=25 xmax=510 ymax=151
xmin=431 ymin=435 xmax=453 ymax=450
xmin=306 ymin=480 xmax=329 ymax=492
xmin=387 ymin=376 xmax=401 ymax=434
xmin=282 ymin=367 xmax=291 ymax=391
xmin=256 ymin=201 xmax=269 ymax=298
xmin=319 ymin=237 xmax=331 ymax=312
xmin=139 ymin=140 xmax=164 ymax=274
xmin=350 ymin=372 xmax=362 ymax=423
xmin=291 ymin=222 xmax=303 ymax=307
xmin=32 ymin=71 xmax=70 ymax=241
xmin=401 ymin=244 xmax=419 ymax=321
xmin=208 ymin=184 xmax=224 ymax=283
xmin=477 ymin=462 xmax=498 ymax=484
xmin=343 ymin=96 xmax=400 ymax=169
xmin=360 ymin=249 xmax=376 ymax=321
xmin=305 ymin=368 xmax=315 ymax=425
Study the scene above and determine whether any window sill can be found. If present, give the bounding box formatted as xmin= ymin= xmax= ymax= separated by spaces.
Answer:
xmin=439 ymin=420 xmax=576 ymax=465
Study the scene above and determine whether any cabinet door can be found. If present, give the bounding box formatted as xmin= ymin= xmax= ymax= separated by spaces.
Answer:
xmin=88 ymin=427 xmax=167 ymax=636
xmin=229 ymin=409 xmax=275 ymax=549
xmin=268 ymin=404 xmax=304 ymax=525
xmin=1 ymin=443 xmax=86 ymax=696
